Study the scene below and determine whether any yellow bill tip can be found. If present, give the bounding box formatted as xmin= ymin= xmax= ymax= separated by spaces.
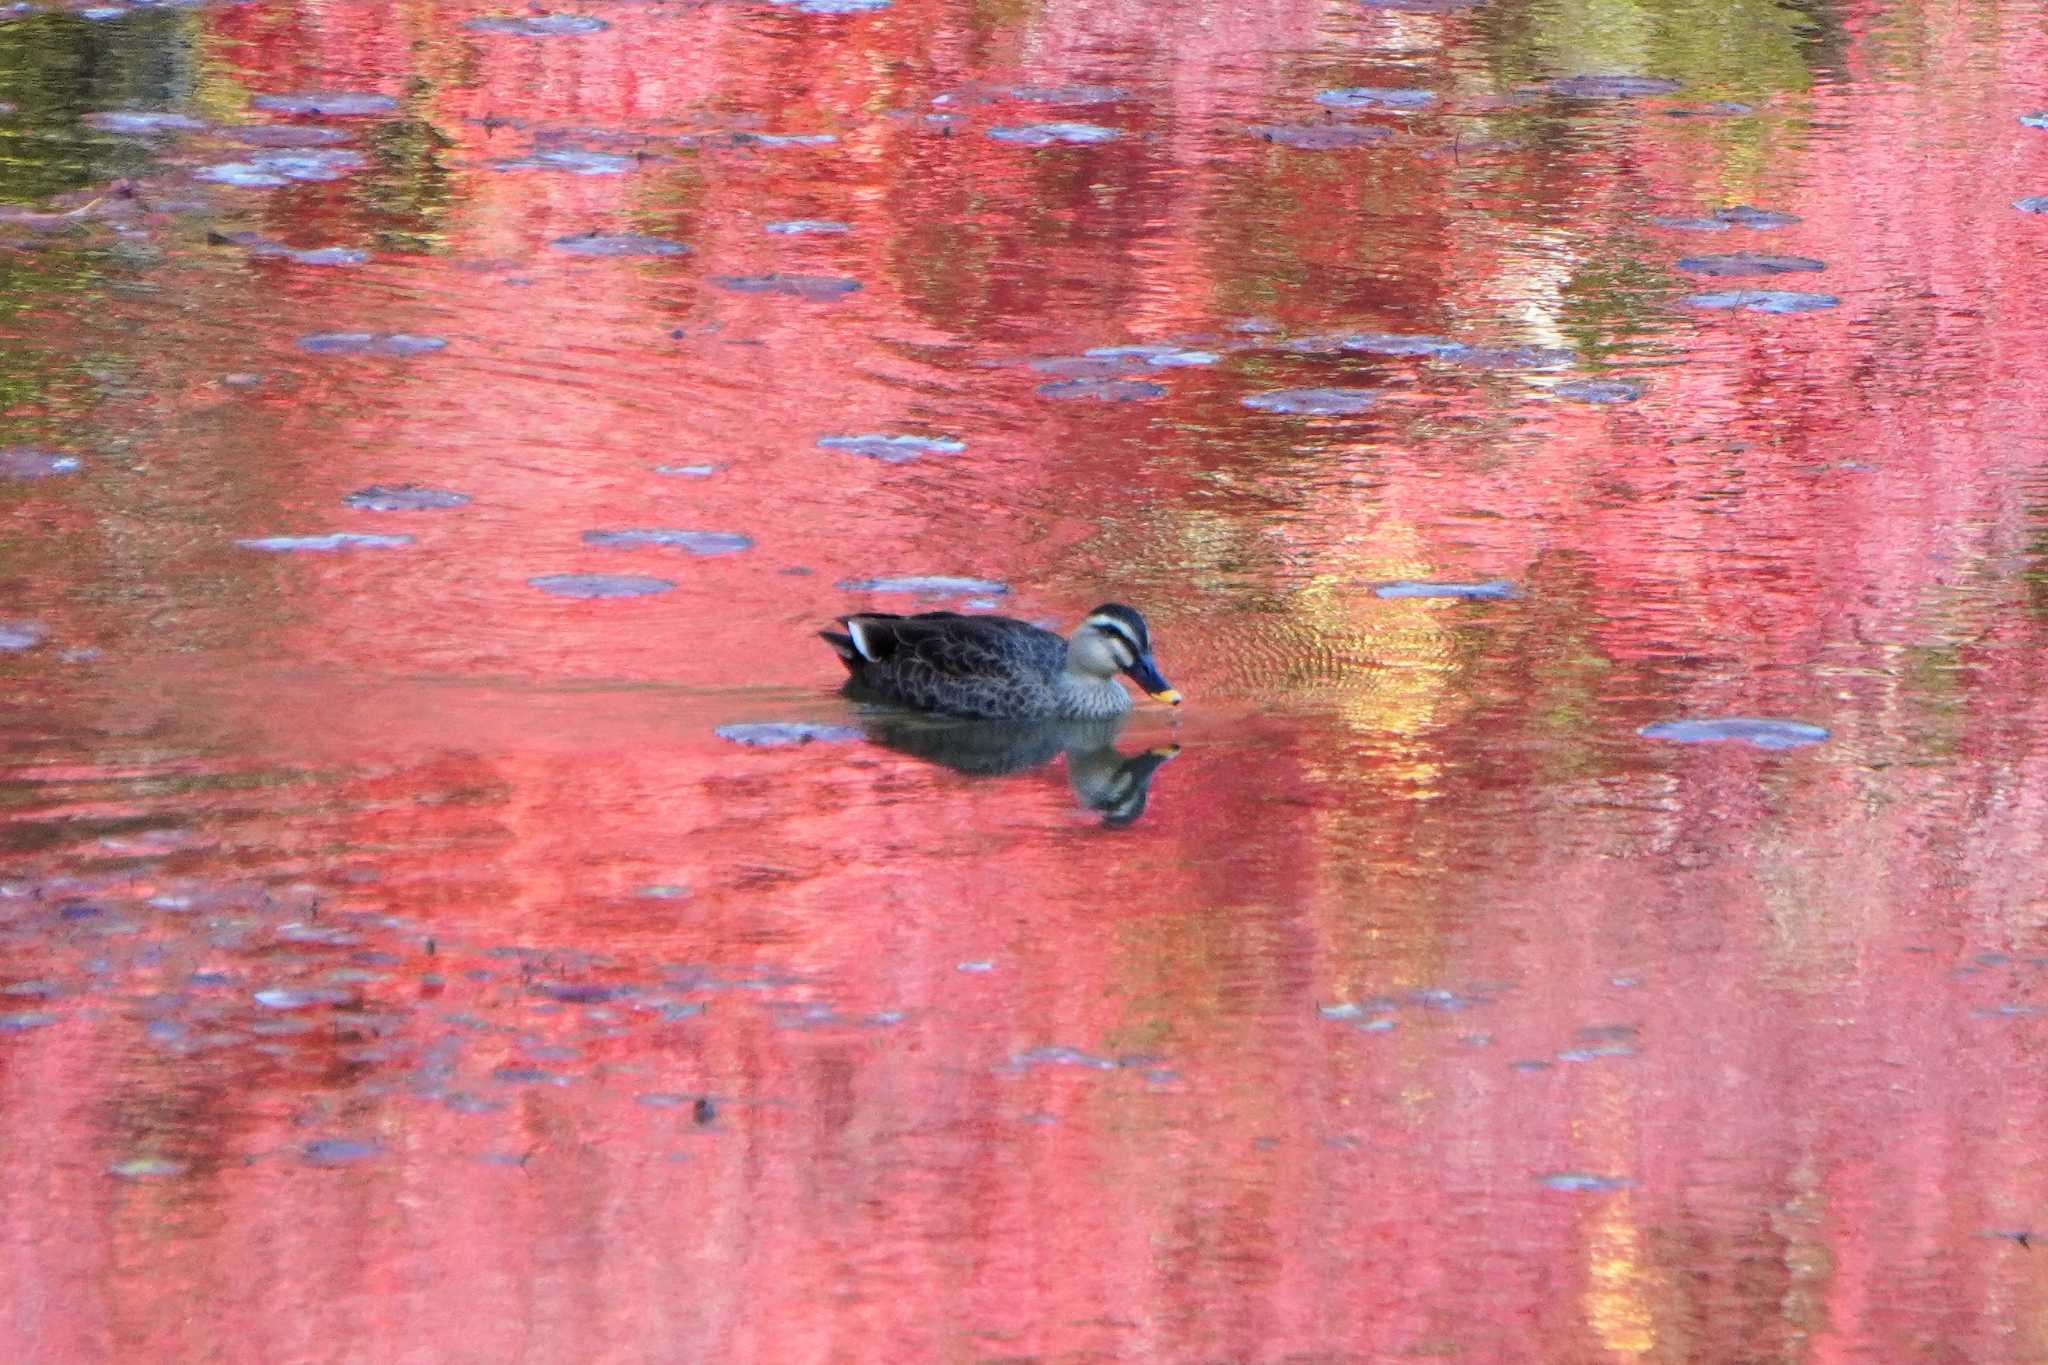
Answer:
xmin=1150 ymin=688 xmax=1183 ymax=706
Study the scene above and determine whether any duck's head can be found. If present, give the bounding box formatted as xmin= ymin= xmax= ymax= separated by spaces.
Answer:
xmin=1070 ymin=603 xmax=1182 ymax=706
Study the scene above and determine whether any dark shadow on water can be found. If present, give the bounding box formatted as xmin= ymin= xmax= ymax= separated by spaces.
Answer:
xmin=854 ymin=711 xmax=1179 ymax=827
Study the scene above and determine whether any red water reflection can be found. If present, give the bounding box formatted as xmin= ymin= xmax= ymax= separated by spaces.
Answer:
xmin=4 ymin=0 xmax=2048 ymax=1359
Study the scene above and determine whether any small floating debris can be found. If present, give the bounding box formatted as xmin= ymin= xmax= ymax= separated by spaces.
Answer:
xmin=0 ymin=447 xmax=79 ymax=480
xmin=1084 ymin=344 xmax=1219 ymax=368
xmin=715 ymin=722 xmax=861 ymax=747
xmin=0 ymin=623 xmax=46 ymax=651
xmin=345 ymin=484 xmax=470 ymax=511
xmin=765 ymin=219 xmax=850 ymax=234
xmin=1553 ymin=378 xmax=1645 ymax=403
xmin=211 ymin=231 xmax=365 ymax=266
xmin=108 ymin=1157 xmax=187 ymax=1180
xmin=198 ymin=150 xmax=366 ymax=186
xmin=464 ymin=13 xmax=608 ymax=34
xmin=817 ymin=433 xmax=966 ymax=463
xmin=302 ymin=1139 xmax=381 ymax=1167
xmin=298 ymin=332 xmax=448 ymax=356
xmin=238 ymin=534 xmax=413 ymax=553
xmin=1542 ymin=1173 xmax=1636 ymax=1193
xmin=1438 ymin=343 xmax=1574 ymax=371
xmin=1638 ymin=718 xmax=1829 ymax=750
xmin=551 ymin=232 xmax=689 ymax=257
xmin=1341 ymin=333 xmax=1461 ymax=356
xmin=529 ymin=573 xmax=674 ymax=598
xmin=1375 ymin=580 xmax=1518 ymax=600
xmin=2016 ymin=197 xmax=2048 ymax=215
xmin=1676 ymin=252 xmax=1825 ymax=276
xmin=83 ymin=110 xmax=206 ymax=135
xmin=251 ymin=91 xmax=398 ymax=117
xmin=1683 ymin=290 xmax=1839 ymax=314
xmin=838 ymin=575 xmax=1008 ymax=595
xmin=1243 ymin=387 xmax=1376 ymax=415
xmin=227 ymin=124 xmax=353 ymax=148
xmin=765 ymin=0 xmax=891 ymax=10
xmin=987 ymin=123 xmax=1119 ymax=145
xmin=253 ymin=986 xmax=351 ymax=1009
xmin=1037 ymin=378 xmax=1165 ymax=401
xmin=711 ymin=273 xmax=861 ymax=299
xmin=1546 ymin=75 xmax=1681 ymax=99
xmin=1315 ymin=87 xmax=1437 ymax=111
xmin=1712 ymin=205 xmax=1800 ymax=229
xmin=582 ymin=529 xmax=754 ymax=556
xmin=491 ymin=149 xmax=635 ymax=175
xmin=1247 ymin=124 xmax=1391 ymax=150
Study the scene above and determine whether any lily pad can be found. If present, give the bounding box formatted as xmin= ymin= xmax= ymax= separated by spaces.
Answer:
xmin=302 ymin=1139 xmax=381 ymax=1166
xmin=1676 ymin=252 xmax=1824 ymax=276
xmin=1243 ymin=387 xmax=1376 ymax=415
xmin=711 ymin=273 xmax=861 ymax=299
xmin=251 ymin=92 xmax=397 ymax=117
xmin=464 ymin=14 xmax=608 ymax=34
xmin=529 ymin=574 xmax=674 ymax=598
xmin=1553 ymin=378 xmax=1644 ymax=403
xmin=1084 ymin=344 xmax=1219 ymax=368
xmin=1341 ymin=333 xmax=1461 ymax=356
xmin=1315 ymin=87 xmax=1437 ymax=111
xmin=1375 ymin=580 xmax=1518 ymax=600
xmin=227 ymin=124 xmax=353 ymax=148
xmin=582 ymin=529 xmax=753 ymax=556
xmin=1713 ymin=205 xmax=1799 ymax=229
xmin=551 ymin=232 xmax=688 ymax=257
xmin=344 ymin=485 xmax=470 ymax=511
xmin=83 ymin=110 xmax=205 ymax=135
xmin=837 ymin=575 xmax=1008 ymax=595
xmin=1248 ymin=124 xmax=1391 ymax=149
xmin=298 ymin=332 xmax=448 ymax=356
xmin=1546 ymin=75 xmax=1681 ymax=98
xmin=765 ymin=219 xmax=850 ymax=234
xmin=492 ymin=150 xmax=634 ymax=175
xmin=715 ymin=723 xmax=861 ymax=747
xmin=1036 ymin=378 xmax=1165 ymax=401
xmin=1638 ymin=718 xmax=1829 ymax=749
xmin=238 ymin=534 xmax=413 ymax=552
xmin=817 ymin=434 xmax=966 ymax=463
xmin=0 ymin=447 xmax=79 ymax=479
xmin=1542 ymin=1173 xmax=1636 ymax=1193
xmin=1438 ymin=344 xmax=1573 ymax=371
xmin=1683 ymin=290 xmax=1839 ymax=314
xmin=987 ymin=123 xmax=1119 ymax=145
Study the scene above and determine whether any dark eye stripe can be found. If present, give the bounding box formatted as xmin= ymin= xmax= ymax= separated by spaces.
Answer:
xmin=1093 ymin=619 xmax=1142 ymax=657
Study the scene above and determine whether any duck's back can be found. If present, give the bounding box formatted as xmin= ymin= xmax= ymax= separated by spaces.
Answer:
xmin=821 ymin=612 xmax=1070 ymax=719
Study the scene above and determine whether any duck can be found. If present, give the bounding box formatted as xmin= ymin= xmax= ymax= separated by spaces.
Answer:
xmin=820 ymin=603 xmax=1181 ymax=721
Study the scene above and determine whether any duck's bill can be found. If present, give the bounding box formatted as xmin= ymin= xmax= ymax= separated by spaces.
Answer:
xmin=1126 ymin=655 xmax=1183 ymax=706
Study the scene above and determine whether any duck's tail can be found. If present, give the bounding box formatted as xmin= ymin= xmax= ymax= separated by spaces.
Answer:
xmin=819 ymin=629 xmax=861 ymax=671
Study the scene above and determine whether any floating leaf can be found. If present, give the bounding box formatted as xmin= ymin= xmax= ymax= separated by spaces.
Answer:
xmin=529 ymin=573 xmax=675 ymax=598
xmin=1243 ymin=387 xmax=1376 ymax=415
xmin=817 ymin=434 xmax=966 ymax=463
xmin=716 ymin=723 xmax=861 ymax=747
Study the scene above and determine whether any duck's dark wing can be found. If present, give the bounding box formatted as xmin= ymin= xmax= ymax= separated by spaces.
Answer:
xmin=823 ymin=612 xmax=1066 ymax=716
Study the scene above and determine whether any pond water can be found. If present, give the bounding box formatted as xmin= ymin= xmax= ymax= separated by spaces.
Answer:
xmin=1 ymin=0 xmax=2047 ymax=1359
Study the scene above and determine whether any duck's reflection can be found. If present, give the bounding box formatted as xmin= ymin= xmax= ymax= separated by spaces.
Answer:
xmin=855 ymin=714 xmax=1179 ymax=827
